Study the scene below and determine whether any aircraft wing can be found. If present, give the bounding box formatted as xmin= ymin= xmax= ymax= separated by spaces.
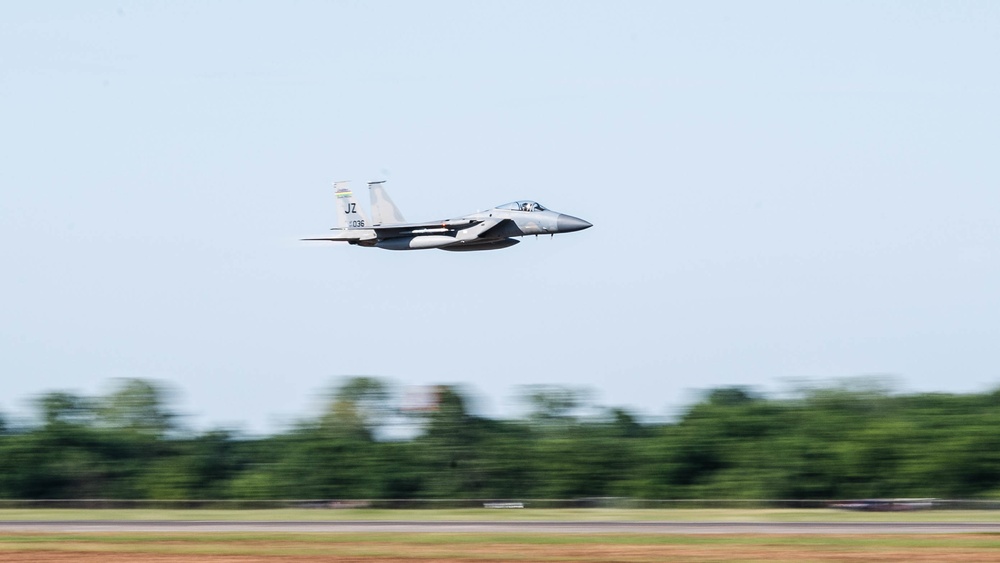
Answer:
xmin=370 ymin=218 xmax=482 ymax=238
xmin=301 ymin=218 xmax=517 ymax=248
xmin=474 ymin=218 xmax=522 ymax=239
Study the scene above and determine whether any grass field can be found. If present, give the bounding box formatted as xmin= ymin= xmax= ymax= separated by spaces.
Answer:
xmin=4 ymin=507 xmax=1000 ymax=522
xmin=1 ymin=532 xmax=1000 ymax=562
xmin=4 ymin=510 xmax=1000 ymax=561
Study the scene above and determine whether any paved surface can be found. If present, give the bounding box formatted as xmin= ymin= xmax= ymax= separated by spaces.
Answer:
xmin=3 ymin=520 xmax=1000 ymax=534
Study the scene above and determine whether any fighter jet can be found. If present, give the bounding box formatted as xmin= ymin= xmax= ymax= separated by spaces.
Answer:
xmin=303 ymin=181 xmax=591 ymax=251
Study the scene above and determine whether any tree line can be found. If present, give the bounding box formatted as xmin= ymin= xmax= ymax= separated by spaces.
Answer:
xmin=2 ymin=377 xmax=1000 ymax=500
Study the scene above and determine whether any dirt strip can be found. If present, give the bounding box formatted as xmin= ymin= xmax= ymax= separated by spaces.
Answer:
xmin=2 ymin=541 xmax=1000 ymax=563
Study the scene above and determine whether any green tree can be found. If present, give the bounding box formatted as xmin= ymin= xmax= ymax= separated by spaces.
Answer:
xmin=96 ymin=378 xmax=175 ymax=436
xmin=320 ymin=376 xmax=392 ymax=440
xmin=36 ymin=391 xmax=94 ymax=427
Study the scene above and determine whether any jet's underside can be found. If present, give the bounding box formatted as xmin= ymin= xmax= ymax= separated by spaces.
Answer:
xmin=364 ymin=236 xmax=520 ymax=251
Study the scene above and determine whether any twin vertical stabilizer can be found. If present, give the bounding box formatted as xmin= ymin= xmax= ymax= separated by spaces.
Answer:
xmin=332 ymin=180 xmax=406 ymax=229
xmin=368 ymin=181 xmax=406 ymax=226
xmin=333 ymin=181 xmax=369 ymax=229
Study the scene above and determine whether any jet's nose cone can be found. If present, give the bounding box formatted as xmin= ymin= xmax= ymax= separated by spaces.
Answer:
xmin=556 ymin=214 xmax=592 ymax=233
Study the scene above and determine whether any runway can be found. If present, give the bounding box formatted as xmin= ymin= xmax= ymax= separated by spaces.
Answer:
xmin=3 ymin=520 xmax=1000 ymax=534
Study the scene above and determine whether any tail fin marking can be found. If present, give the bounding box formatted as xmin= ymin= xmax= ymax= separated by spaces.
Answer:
xmin=334 ymin=181 xmax=370 ymax=229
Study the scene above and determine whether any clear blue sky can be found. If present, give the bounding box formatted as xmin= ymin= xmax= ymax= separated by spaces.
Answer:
xmin=2 ymin=2 xmax=999 ymax=433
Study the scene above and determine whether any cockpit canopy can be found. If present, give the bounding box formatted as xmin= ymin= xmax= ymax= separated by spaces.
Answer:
xmin=496 ymin=201 xmax=547 ymax=212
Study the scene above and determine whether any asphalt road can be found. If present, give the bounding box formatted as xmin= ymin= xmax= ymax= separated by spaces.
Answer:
xmin=3 ymin=520 xmax=1000 ymax=534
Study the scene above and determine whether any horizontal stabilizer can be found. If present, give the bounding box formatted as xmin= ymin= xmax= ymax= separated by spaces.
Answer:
xmin=301 ymin=229 xmax=374 ymax=242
